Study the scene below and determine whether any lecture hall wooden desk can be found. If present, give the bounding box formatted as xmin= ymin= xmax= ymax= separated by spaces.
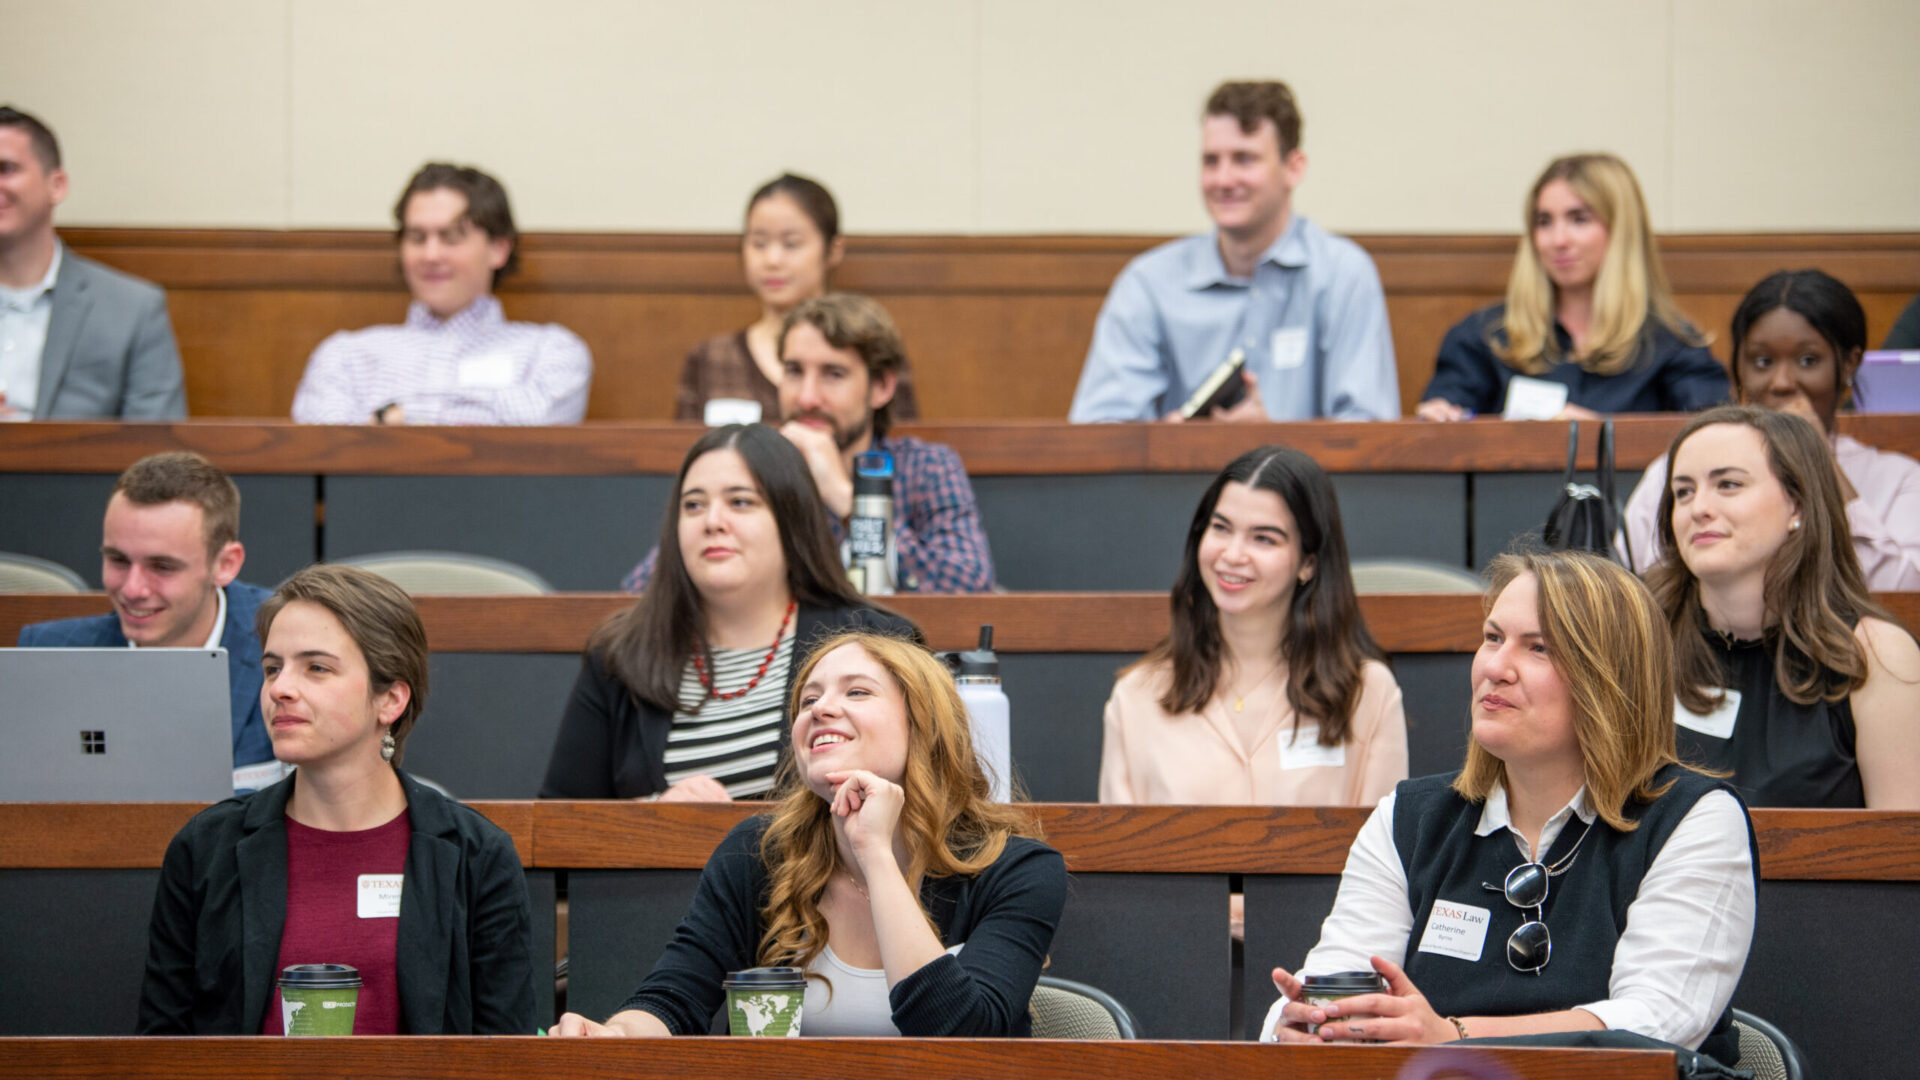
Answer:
xmin=6 ymin=415 xmax=1918 ymax=593
xmin=0 ymin=1036 xmax=1677 ymax=1080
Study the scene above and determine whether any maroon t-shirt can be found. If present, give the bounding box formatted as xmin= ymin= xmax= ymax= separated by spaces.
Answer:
xmin=262 ymin=810 xmax=411 ymax=1035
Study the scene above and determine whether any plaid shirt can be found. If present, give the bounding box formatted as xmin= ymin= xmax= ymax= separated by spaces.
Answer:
xmin=623 ymin=434 xmax=995 ymax=594
xmin=291 ymin=296 xmax=591 ymax=425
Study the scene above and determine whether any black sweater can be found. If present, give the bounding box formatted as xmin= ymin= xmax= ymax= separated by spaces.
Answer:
xmin=619 ymin=816 xmax=1066 ymax=1036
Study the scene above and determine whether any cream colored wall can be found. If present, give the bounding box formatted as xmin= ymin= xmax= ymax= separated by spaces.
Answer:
xmin=4 ymin=0 xmax=1915 ymax=233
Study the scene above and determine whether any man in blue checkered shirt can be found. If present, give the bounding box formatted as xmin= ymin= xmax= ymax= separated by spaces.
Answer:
xmin=623 ymin=293 xmax=994 ymax=594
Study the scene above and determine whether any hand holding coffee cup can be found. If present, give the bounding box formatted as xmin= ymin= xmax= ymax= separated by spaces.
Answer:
xmin=1269 ymin=957 xmax=1459 ymax=1044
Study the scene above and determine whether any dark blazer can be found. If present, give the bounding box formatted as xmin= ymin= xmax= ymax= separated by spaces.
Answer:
xmin=34 ymin=247 xmax=187 ymax=419
xmin=539 ymin=602 xmax=920 ymax=798
xmin=18 ymin=581 xmax=275 ymax=772
xmin=136 ymin=769 xmax=536 ymax=1035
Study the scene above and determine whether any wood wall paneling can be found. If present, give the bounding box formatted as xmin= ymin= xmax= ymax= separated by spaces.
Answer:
xmin=62 ymin=229 xmax=1920 ymax=422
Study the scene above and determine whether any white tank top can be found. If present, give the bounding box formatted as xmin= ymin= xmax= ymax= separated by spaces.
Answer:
xmin=800 ymin=942 xmax=965 ymax=1036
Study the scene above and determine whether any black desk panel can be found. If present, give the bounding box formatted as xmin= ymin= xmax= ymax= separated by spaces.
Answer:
xmin=403 ymin=653 xmax=581 ymax=800
xmin=323 ymin=476 xmax=671 ymax=592
xmin=975 ymin=473 xmax=1469 ymax=591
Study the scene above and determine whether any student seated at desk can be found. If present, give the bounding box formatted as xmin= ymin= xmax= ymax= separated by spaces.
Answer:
xmin=674 ymin=173 xmax=917 ymax=426
xmin=1646 ymin=406 xmax=1920 ymax=808
xmin=291 ymin=163 xmax=591 ymax=426
xmin=1098 ymin=445 xmax=1407 ymax=809
xmin=1261 ymin=550 xmax=1756 ymax=1060
xmin=554 ymin=630 xmax=1066 ymax=1037
xmin=542 ymin=423 xmax=917 ymax=800
xmin=17 ymin=451 xmax=282 ymax=792
xmin=1620 ymin=270 xmax=1920 ymax=587
xmin=1417 ymin=154 xmax=1727 ymax=421
xmin=137 ymin=564 xmax=536 ymax=1034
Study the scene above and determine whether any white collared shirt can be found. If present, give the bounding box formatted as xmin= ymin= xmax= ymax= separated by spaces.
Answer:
xmin=1260 ymin=782 xmax=1755 ymax=1049
xmin=0 ymin=243 xmax=61 ymax=416
xmin=127 ymin=584 xmax=228 ymax=650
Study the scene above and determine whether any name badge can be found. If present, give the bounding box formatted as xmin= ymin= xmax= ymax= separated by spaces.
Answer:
xmin=1416 ymin=899 xmax=1491 ymax=962
xmin=703 ymin=398 xmax=763 ymax=426
xmin=232 ymin=759 xmax=293 ymax=794
xmin=456 ymin=351 xmax=518 ymax=389
xmin=1675 ymin=687 xmax=1741 ymax=740
xmin=357 ymin=874 xmax=404 ymax=919
xmin=1277 ymin=725 xmax=1346 ymax=771
xmin=1270 ymin=327 xmax=1308 ymax=371
xmin=1501 ymin=375 xmax=1570 ymax=420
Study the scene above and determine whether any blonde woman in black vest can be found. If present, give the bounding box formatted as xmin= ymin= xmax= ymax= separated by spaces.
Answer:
xmin=1260 ymin=550 xmax=1755 ymax=1061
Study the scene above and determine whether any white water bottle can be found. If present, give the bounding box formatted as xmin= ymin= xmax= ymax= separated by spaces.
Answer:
xmin=953 ymin=625 xmax=1011 ymax=801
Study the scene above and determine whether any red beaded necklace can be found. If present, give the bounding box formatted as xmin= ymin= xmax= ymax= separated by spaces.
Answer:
xmin=692 ymin=600 xmax=797 ymax=702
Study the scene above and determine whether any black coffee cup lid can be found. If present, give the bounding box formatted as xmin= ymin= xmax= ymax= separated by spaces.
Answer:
xmin=1300 ymin=970 xmax=1384 ymax=992
xmin=279 ymin=963 xmax=362 ymax=988
xmin=723 ymin=966 xmax=805 ymax=988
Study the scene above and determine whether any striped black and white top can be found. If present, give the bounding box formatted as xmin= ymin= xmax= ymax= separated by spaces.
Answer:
xmin=664 ymin=630 xmax=797 ymax=799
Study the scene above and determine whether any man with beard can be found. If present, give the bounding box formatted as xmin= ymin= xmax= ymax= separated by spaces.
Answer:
xmin=623 ymin=293 xmax=993 ymax=593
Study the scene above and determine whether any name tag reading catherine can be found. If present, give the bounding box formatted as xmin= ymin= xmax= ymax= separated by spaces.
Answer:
xmin=1675 ymin=688 xmax=1741 ymax=740
xmin=1271 ymin=327 xmax=1308 ymax=371
xmin=1277 ymin=725 xmax=1346 ymax=770
xmin=456 ymin=351 xmax=517 ymax=389
xmin=1416 ymin=900 xmax=1491 ymax=962
xmin=357 ymin=875 xmax=404 ymax=919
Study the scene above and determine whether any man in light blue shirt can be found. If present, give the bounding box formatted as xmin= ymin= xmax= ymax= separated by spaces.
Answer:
xmin=1070 ymin=81 xmax=1399 ymax=423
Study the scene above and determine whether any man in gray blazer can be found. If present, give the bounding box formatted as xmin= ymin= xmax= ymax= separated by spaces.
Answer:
xmin=0 ymin=106 xmax=185 ymax=419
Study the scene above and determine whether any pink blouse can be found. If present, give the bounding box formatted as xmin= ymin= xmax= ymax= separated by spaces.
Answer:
xmin=1097 ymin=659 xmax=1407 ymax=806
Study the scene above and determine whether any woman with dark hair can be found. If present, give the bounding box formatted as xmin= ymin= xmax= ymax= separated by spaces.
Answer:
xmin=673 ymin=173 xmax=917 ymax=425
xmin=553 ymin=630 xmax=1064 ymax=1037
xmin=1418 ymin=154 xmax=1725 ymax=421
xmin=1647 ymin=405 xmax=1920 ymax=808
xmin=541 ymin=423 xmax=917 ymax=800
xmin=1262 ymin=550 xmax=1756 ymax=1058
xmin=139 ymin=564 xmax=535 ymax=1034
xmin=1620 ymin=269 xmax=1920 ymax=586
xmin=1098 ymin=445 xmax=1406 ymax=808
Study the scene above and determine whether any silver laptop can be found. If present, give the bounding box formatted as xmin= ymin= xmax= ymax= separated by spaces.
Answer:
xmin=0 ymin=647 xmax=235 ymax=802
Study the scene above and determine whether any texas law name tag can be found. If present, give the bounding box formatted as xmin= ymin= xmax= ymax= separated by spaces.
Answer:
xmin=1416 ymin=900 xmax=1491 ymax=962
xmin=357 ymin=875 xmax=404 ymax=919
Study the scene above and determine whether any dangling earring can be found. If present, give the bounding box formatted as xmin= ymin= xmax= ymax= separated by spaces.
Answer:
xmin=380 ymin=726 xmax=397 ymax=763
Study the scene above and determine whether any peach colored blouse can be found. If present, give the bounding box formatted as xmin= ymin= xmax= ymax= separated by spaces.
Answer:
xmin=1097 ymin=659 xmax=1408 ymax=806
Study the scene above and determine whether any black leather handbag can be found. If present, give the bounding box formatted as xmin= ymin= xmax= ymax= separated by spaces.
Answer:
xmin=1543 ymin=419 xmax=1631 ymax=568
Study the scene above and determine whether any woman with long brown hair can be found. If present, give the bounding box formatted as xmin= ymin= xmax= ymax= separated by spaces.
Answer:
xmin=553 ymin=630 xmax=1065 ymax=1037
xmin=1648 ymin=405 xmax=1920 ymax=808
xmin=541 ymin=424 xmax=915 ymax=801
xmin=1099 ymin=445 xmax=1406 ymax=807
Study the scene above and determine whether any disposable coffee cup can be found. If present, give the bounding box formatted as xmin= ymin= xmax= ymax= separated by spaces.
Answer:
xmin=1301 ymin=970 xmax=1385 ymax=1034
xmin=723 ymin=966 xmax=805 ymax=1036
xmin=278 ymin=964 xmax=361 ymax=1036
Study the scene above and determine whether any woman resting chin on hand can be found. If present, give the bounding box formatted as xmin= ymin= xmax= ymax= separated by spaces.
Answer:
xmin=554 ymin=630 xmax=1065 ymax=1039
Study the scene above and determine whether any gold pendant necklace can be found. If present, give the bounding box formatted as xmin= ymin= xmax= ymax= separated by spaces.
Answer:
xmin=1230 ymin=660 xmax=1284 ymax=712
